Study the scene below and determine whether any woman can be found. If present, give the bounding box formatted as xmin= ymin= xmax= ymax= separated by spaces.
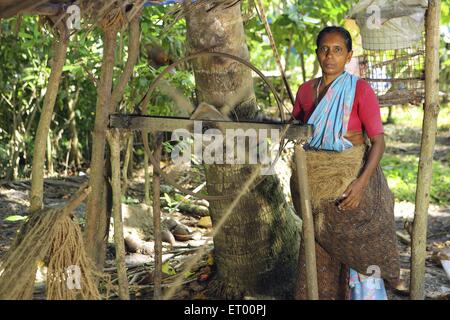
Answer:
xmin=290 ymin=26 xmax=400 ymax=300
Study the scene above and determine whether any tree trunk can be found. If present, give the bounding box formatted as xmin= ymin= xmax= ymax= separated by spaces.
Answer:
xmin=300 ymin=52 xmax=306 ymax=83
xmin=186 ymin=3 xmax=299 ymax=299
xmin=110 ymin=13 xmax=140 ymax=113
xmin=144 ymin=148 xmax=151 ymax=206
xmin=8 ymin=98 xmax=19 ymax=180
xmin=152 ymin=134 xmax=163 ymax=299
xmin=108 ymin=130 xmax=130 ymax=300
xmin=84 ymin=27 xmax=118 ymax=271
xmin=30 ymin=23 xmax=68 ymax=212
xmin=46 ymin=130 xmax=54 ymax=176
xmin=312 ymin=59 xmax=320 ymax=79
xmin=122 ymin=133 xmax=134 ymax=196
xmin=67 ymin=85 xmax=82 ymax=168
xmin=85 ymin=12 xmax=140 ymax=272
xmin=385 ymin=106 xmax=393 ymax=124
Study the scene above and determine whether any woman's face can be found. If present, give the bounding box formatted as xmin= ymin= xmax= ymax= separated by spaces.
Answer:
xmin=316 ymin=32 xmax=353 ymax=77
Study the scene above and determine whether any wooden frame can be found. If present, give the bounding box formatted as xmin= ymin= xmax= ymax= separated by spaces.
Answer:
xmin=109 ymin=114 xmax=313 ymax=140
xmin=110 ymin=113 xmax=318 ymax=299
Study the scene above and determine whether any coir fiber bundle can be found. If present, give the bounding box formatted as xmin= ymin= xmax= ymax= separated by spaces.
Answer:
xmin=0 ymin=186 xmax=102 ymax=300
xmin=291 ymin=144 xmax=400 ymax=283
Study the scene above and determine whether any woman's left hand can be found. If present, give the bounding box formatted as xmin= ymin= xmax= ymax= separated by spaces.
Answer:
xmin=338 ymin=177 xmax=368 ymax=211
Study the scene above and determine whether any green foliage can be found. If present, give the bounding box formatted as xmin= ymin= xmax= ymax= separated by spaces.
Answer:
xmin=0 ymin=16 xmax=53 ymax=177
xmin=441 ymin=1 xmax=450 ymax=25
xmin=162 ymin=192 xmax=177 ymax=210
xmin=381 ymin=154 xmax=450 ymax=205
xmin=162 ymin=261 xmax=177 ymax=275
xmin=121 ymin=195 xmax=140 ymax=204
xmin=4 ymin=215 xmax=28 ymax=222
xmin=0 ymin=5 xmax=190 ymax=178
xmin=245 ymin=0 xmax=358 ymax=109
xmin=381 ymin=104 xmax=450 ymax=205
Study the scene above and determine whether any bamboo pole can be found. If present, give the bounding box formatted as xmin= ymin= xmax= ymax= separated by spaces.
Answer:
xmin=410 ymin=0 xmax=441 ymax=300
xmin=108 ymin=129 xmax=130 ymax=300
xmin=294 ymin=144 xmax=318 ymax=300
xmin=152 ymin=133 xmax=163 ymax=299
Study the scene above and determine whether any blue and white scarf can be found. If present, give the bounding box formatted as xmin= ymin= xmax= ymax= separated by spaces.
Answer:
xmin=306 ymin=71 xmax=358 ymax=152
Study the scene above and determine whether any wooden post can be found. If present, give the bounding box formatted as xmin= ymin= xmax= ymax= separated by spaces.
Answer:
xmin=410 ymin=0 xmax=441 ymax=300
xmin=108 ymin=129 xmax=130 ymax=300
xmin=152 ymin=133 xmax=163 ymax=299
xmin=294 ymin=144 xmax=319 ymax=300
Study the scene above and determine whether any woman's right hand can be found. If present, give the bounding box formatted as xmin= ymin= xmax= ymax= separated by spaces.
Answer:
xmin=338 ymin=176 xmax=368 ymax=211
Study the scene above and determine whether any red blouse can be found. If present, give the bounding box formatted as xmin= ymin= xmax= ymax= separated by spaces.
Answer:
xmin=292 ymin=78 xmax=384 ymax=139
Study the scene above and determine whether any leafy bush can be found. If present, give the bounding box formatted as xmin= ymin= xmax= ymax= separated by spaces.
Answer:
xmin=382 ymin=150 xmax=450 ymax=206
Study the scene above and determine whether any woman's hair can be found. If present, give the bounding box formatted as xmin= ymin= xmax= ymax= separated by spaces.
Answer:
xmin=316 ymin=26 xmax=353 ymax=52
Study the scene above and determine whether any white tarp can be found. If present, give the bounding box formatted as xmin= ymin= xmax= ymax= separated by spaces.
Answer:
xmin=348 ymin=0 xmax=428 ymax=50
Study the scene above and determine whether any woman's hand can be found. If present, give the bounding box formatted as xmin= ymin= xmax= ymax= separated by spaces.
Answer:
xmin=337 ymin=134 xmax=386 ymax=212
xmin=338 ymin=177 xmax=369 ymax=211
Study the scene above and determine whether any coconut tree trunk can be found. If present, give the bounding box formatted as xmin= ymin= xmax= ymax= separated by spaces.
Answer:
xmin=30 ymin=22 xmax=68 ymax=212
xmin=186 ymin=3 xmax=299 ymax=299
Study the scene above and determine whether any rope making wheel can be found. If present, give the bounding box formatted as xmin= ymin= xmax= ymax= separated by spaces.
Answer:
xmin=110 ymin=51 xmax=311 ymax=202
xmin=109 ymin=51 xmax=314 ymax=299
